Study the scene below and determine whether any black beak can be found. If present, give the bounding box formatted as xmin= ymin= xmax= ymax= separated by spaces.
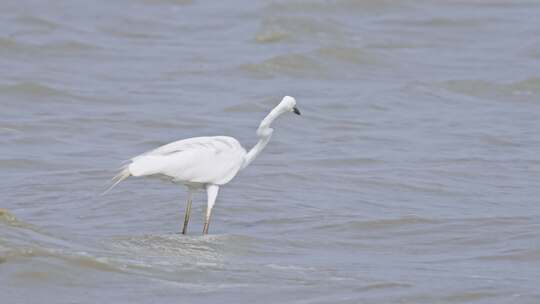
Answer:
xmin=293 ymin=107 xmax=301 ymax=115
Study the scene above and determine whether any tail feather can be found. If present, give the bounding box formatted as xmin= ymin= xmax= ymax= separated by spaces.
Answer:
xmin=102 ymin=165 xmax=131 ymax=195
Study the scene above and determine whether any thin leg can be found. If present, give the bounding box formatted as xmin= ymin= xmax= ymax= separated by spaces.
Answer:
xmin=182 ymin=191 xmax=193 ymax=235
xmin=203 ymin=184 xmax=219 ymax=235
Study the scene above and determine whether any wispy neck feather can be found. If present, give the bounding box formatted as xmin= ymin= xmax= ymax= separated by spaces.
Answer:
xmin=242 ymin=105 xmax=286 ymax=169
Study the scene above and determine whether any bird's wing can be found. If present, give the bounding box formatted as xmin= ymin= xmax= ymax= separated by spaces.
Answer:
xmin=128 ymin=136 xmax=247 ymax=185
xmin=138 ymin=136 xmax=224 ymax=157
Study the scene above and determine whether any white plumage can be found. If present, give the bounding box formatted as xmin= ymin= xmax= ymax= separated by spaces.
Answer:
xmin=130 ymin=136 xmax=246 ymax=185
xmin=105 ymin=96 xmax=301 ymax=234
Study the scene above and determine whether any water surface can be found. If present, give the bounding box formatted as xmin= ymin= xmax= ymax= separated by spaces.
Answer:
xmin=1 ymin=1 xmax=540 ymax=303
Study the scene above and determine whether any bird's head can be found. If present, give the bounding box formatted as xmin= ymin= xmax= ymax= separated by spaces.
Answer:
xmin=280 ymin=96 xmax=301 ymax=115
xmin=257 ymin=95 xmax=301 ymax=137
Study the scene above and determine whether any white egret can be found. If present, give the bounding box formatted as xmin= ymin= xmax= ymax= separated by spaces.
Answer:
xmin=105 ymin=96 xmax=301 ymax=234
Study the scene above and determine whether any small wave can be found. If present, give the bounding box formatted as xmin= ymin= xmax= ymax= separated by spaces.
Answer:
xmin=134 ymin=119 xmax=191 ymax=129
xmin=254 ymin=16 xmax=344 ymax=43
xmin=315 ymin=46 xmax=381 ymax=65
xmin=0 ymin=212 xmax=126 ymax=273
xmin=265 ymin=263 xmax=317 ymax=272
xmin=298 ymin=157 xmax=384 ymax=167
xmin=0 ymin=158 xmax=54 ymax=170
xmin=0 ymin=37 xmax=99 ymax=56
xmin=0 ymin=209 xmax=20 ymax=226
xmin=253 ymin=171 xmax=313 ymax=182
xmin=241 ymin=53 xmax=323 ymax=79
xmin=240 ymin=47 xmax=383 ymax=79
xmin=40 ymin=41 xmax=100 ymax=53
xmin=355 ymin=282 xmax=413 ymax=291
xmin=366 ymin=41 xmax=427 ymax=50
xmin=223 ymin=102 xmax=267 ymax=113
xmin=264 ymin=0 xmax=407 ymax=14
xmin=0 ymin=246 xmax=125 ymax=273
xmin=14 ymin=15 xmax=60 ymax=31
xmin=0 ymin=209 xmax=39 ymax=231
xmin=442 ymin=291 xmax=505 ymax=302
xmin=351 ymin=175 xmax=459 ymax=196
xmin=137 ymin=0 xmax=192 ymax=5
xmin=0 ymin=37 xmax=24 ymax=51
xmin=102 ymin=27 xmax=164 ymax=40
xmin=254 ymin=30 xmax=289 ymax=44
xmin=0 ymin=127 xmax=23 ymax=135
xmin=0 ymin=82 xmax=72 ymax=98
xmin=386 ymin=17 xmax=489 ymax=29
xmin=476 ymin=248 xmax=540 ymax=262
xmin=106 ymin=233 xmax=258 ymax=259
xmin=432 ymin=78 xmax=540 ymax=102
xmin=460 ymin=215 xmax=533 ymax=226
xmin=315 ymin=215 xmax=440 ymax=233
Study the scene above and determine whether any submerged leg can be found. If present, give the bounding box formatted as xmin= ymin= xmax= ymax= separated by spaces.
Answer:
xmin=182 ymin=190 xmax=193 ymax=235
xmin=203 ymin=184 xmax=219 ymax=235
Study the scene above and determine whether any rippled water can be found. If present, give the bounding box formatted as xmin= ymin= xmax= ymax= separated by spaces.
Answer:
xmin=2 ymin=1 xmax=540 ymax=303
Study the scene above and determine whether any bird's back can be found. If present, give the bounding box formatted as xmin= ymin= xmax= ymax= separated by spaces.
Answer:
xmin=128 ymin=136 xmax=247 ymax=185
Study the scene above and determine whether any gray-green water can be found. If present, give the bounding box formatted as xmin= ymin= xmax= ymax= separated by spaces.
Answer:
xmin=2 ymin=1 xmax=540 ymax=303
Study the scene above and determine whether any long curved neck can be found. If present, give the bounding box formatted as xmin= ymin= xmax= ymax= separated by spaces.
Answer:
xmin=242 ymin=105 xmax=285 ymax=169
